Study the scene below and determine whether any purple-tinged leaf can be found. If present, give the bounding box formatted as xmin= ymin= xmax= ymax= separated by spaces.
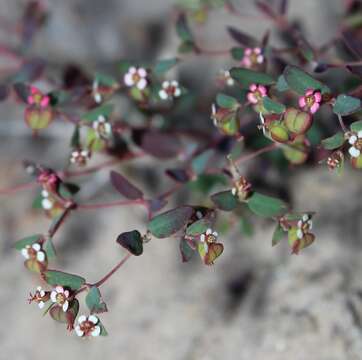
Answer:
xmin=211 ymin=190 xmax=238 ymax=211
xmin=116 ymin=230 xmax=143 ymax=256
xmin=141 ymin=131 xmax=182 ymax=159
xmin=110 ymin=170 xmax=143 ymax=200
xmin=148 ymin=206 xmax=193 ymax=238
xmin=43 ymin=270 xmax=85 ymax=290
xmin=180 ymin=238 xmax=194 ymax=262
xmin=165 ymin=168 xmax=191 ymax=183
xmin=148 ymin=198 xmax=168 ymax=213
xmin=226 ymin=26 xmax=258 ymax=47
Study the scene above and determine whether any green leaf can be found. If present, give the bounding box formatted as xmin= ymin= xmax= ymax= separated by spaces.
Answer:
xmin=351 ymin=120 xmax=362 ymax=132
xmin=321 ymin=132 xmax=345 ymax=150
xmin=44 ymin=238 xmax=56 ymax=259
xmin=99 ymin=321 xmax=108 ymax=336
xmin=43 ymin=270 xmax=86 ymax=290
xmin=333 ymin=94 xmax=361 ymax=116
xmin=272 ymin=223 xmax=285 ymax=246
xmin=148 ymin=206 xmax=193 ymax=238
xmin=154 ymin=58 xmax=179 ymax=76
xmin=283 ymin=66 xmax=330 ymax=95
xmin=191 ymin=150 xmax=213 ymax=175
xmin=176 ymin=14 xmax=193 ymax=42
xmin=49 ymin=299 xmax=79 ymax=324
xmin=82 ymin=104 xmax=114 ymax=122
xmin=211 ymin=190 xmax=238 ymax=211
xmin=70 ymin=125 xmax=80 ymax=148
xmin=186 ymin=219 xmax=210 ymax=236
xmin=95 ymin=72 xmax=118 ymax=87
xmin=14 ymin=234 xmax=43 ymax=250
xmin=116 ymin=230 xmax=143 ymax=256
xmin=230 ymin=47 xmax=244 ymax=61
xmin=263 ymin=97 xmax=286 ymax=114
xmin=180 ymin=239 xmax=194 ymax=262
xmin=276 ymin=75 xmax=289 ymax=92
xmin=85 ymin=287 xmax=108 ymax=314
xmin=216 ymin=93 xmax=239 ymax=109
xmin=230 ymin=68 xmax=275 ymax=87
xmin=247 ymin=192 xmax=288 ymax=217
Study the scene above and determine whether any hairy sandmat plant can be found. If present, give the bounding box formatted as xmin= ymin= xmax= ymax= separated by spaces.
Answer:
xmin=1 ymin=0 xmax=362 ymax=338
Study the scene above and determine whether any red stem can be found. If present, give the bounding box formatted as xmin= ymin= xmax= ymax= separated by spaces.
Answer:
xmin=0 ymin=181 xmax=37 ymax=195
xmin=77 ymin=198 xmax=147 ymax=211
xmin=235 ymin=143 xmax=278 ymax=165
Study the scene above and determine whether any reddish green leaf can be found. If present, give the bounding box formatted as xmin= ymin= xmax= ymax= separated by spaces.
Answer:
xmin=110 ymin=171 xmax=143 ymax=200
xmin=116 ymin=230 xmax=143 ymax=256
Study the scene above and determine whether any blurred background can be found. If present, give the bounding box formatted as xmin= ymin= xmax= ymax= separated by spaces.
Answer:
xmin=1 ymin=0 xmax=362 ymax=359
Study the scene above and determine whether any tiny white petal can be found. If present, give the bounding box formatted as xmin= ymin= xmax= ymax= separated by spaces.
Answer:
xmin=206 ymin=229 xmax=212 ymax=235
xmin=159 ymin=90 xmax=168 ymax=100
xmin=92 ymin=80 xmax=99 ymax=91
xmin=40 ymin=290 xmax=45 ymax=297
xmin=302 ymin=214 xmax=309 ymax=222
xmin=203 ymin=242 xmax=209 ymax=253
xmin=358 ymin=131 xmax=362 ymax=138
xmin=21 ymin=248 xmax=29 ymax=259
xmin=38 ymin=301 xmax=45 ymax=309
xmin=32 ymin=243 xmax=41 ymax=251
xmin=89 ymin=315 xmax=99 ymax=324
xmin=41 ymin=198 xmax=53 ymax=210
xmin=349 ymin=146 xmax=360 ymax=158
xmin=257 ymin=55 xmax=264 ymax=63
xmin=91 ymin=325 xmax=101 ymax=337
xmin=78 ymin=315 xmax=87 ymax=324
xmin=93 ymin=121 xmax=99 ymax=130
xmin=231 ymin=188 xmax=236 ymax=195
xmin=349 ymin=135 xmax=357 ymax=145
xmin=162 ymin=81 xmax=170 ymax=89
xmin=41 ymin=190 xmax=49 ymax=197
xmin=196 ymin=211 xmax=202 ymax=219
xmin=64 ymin=290 xmax=70 ymax=298
xmin=226 ymin=78 xmax=235 ymax=86
xmin=137 ymin=78 xmax=147 ymax=90
xmin=174 ymin=88 xmax=181 ymax=97
xmin=124 ymin=74 xmax=134 ymax=86
xmin=129 ymin=67 xmax=137 ymax=74
xmin=297 ymin=220 xmax=302 ymax=228
xmin=213 ymin=232 xmax=218 ymax=237
xmin=200 ymin=234 xmax=205 ymax=242
xmin=37 ymin=286 xmax=42 ymax=291
xmin=296 ymin=229 xmax=304 ymax=239
xmin=37 ymin=251 xmax=45 ymax=262
xmin=138 ymin=68 xmax=147 ymax=77
xmin=75 ymin=326 xmax=84 ymax=337
xmin=50 ymin=291 xmax=57 ymax=303
xmin=104 ymin=123 xmax=112 ymax=134
xmin=94 ymin=93 xmax=102 ymax=104
xmin=62 ymin=301 xmax=69 ymax=312
xmin=171 ymin=80 xmax=178 ymax=87
xmin=55 ymin=286 xmax=64 ymax=293
xmin=308 ymin=220 xmax=313 ymax=230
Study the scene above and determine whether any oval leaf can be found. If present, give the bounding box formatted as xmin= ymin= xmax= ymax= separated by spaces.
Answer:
xmin=333 ymin=94 xmax=361 ymax=116
xmin=116 ymin=230 xmax=143 ymax=256
xmin=321 ymin=132 xmax=345 ymax=150
xmin=148 ymin=206 xmax=193 ymax=238
xmin=247 ymin=192 xmax=288 ymax=217
xmin=110 ymin=171 xmax=143 ymax=200
xmin=14 ymin=234 xmax=43 ymax=250
xmin=211 ymin=190 xmax=238 ymax=211
xmin=43 ymin=270 xmax=85 ymax=290
xmin=82 ymin=104 xmax=114 ymax=122
xmin=230 ymin=68 xmax=275 ymax=87
xmin=85 ymin=286 xmax=108 ymax=314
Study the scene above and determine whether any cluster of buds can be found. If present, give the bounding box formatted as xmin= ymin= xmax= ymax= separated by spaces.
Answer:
xmin=37 ymin=170 xmax=60 ymax=194
xmin=70 ymin=148 xmax=90 ymax=166
xmin=326 ymin=151 xmax=344 ymax=171
xmin=124 ymin=67 xmax=148 ymax=90
xmin=347 ymin=131 xmax=362 ymax=158
xmin=93 ymin=115 xmax=112 ymax=139
xmin=25 ymin=86 xmax=53 ymax=130
xmin=211 ymin=103 xmax=240 ymax=136
xmin=159 ymin=80 xmax=182 ymax=100
xmin=198 ymin=228 xmax=223 ymax=265
xmin=247 ymin=84 xmax=267 ymax=105
xmin=217 ymin=69 xmax=235 ymax=87
xmin=298 ymin=89 xmax=322 ymax=114
xmin=288 ymin=214 xmax=315 ymax=254
xmin=231 ymin=176 xmax=252 ymax=201
xmin=241 ymin=47 xmax=264 ymax=68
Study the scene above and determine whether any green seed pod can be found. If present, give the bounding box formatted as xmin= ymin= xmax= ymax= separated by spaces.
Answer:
xmin=283 ymin=107 xmax=312 ymax=135
xmin=269 ymin=122 xmax=290 ymax=143
xmin=25 ymin=107 xmax=53 ymax=130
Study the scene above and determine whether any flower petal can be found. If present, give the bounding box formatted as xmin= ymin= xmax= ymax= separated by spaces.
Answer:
xmin=32 ymin=243 xmax=41 ymax=251
xmin=78 ymin=315 xmax=87 ymax=324
xmin=75 ymin=326 xmax=84 ymax=337
xmin=50 ymin=291 xmax=57 ymax=303
xmin=349 ymin=146 xmax=361 ymax=158
xmin=36 ymin=251 xmax=45 ymax=262
xmin=21 ymin=248 xmax=29 ymax=259
xmin=62 ymin=301 xmax=69 ymax=312
xmin=137 ymin=78 xmax=147 ymax=90
xmin=89 ymin=315 xmax=99 ymax=324
xmin=91 ymin=325 xmax=101 ymax=337
xmin=55 ymin=286 xmax=64 ymax=293
xmin=124 ymin=74 xmax=134 ymax=86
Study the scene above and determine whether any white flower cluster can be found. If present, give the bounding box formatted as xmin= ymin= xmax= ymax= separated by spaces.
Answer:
xmin=348 ymin=131 xmax=362 ymax=158
xmin=50 ymin=286 xmax=70 ymax=312
xmin=21 ymin=242 xmax=46 ymax=262
xmin=296 ymin=214 xmax=313 ymax=240
xmin=124 ymin=67 xmax=148 ymax=90
xmin=93 ymin=115 xmax=112 ymax=139
xmin=200 ymin=228 xmax=218 ymax=252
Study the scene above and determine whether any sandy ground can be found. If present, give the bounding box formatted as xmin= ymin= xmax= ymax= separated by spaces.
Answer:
xmin=1 ymin=1 xmax=362 ymax=359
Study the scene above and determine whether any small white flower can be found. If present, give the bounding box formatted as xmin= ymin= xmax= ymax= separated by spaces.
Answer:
xmin=41 ymin=198 xmax=53 ymax=210
xmin=92 ymin=80 xmax=102 ymax=104
xmin=297 ymin=214 xmax=313 ymax=240
xmin=196 ymin=211 xmax=203 ymax=219
xmin=124 ymin=67 xmax=148 ymax=90
xmin=50 ymin=286 xmax=70 ymax=312
xmin=159 ymin=80 xmax=181 ymax=100
xmin=21 ymin=243 xmax=46 ymax=263
xmin=93 ymin=115 xmax=112 ymax=138
xmin=75 ymin=315 xmax=101 ymax=337
xmin=348 ymin=132 xmax=362 ymax=158
xmin=220 ymin=70 xmax=234 ymax=87
xmin=70 ymin=149 xmax=90 ymax=165
xmin=231 ymin=187 xmax=237 ymax=195
xmin=41 ymin=190 xmax=49 ymax=197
